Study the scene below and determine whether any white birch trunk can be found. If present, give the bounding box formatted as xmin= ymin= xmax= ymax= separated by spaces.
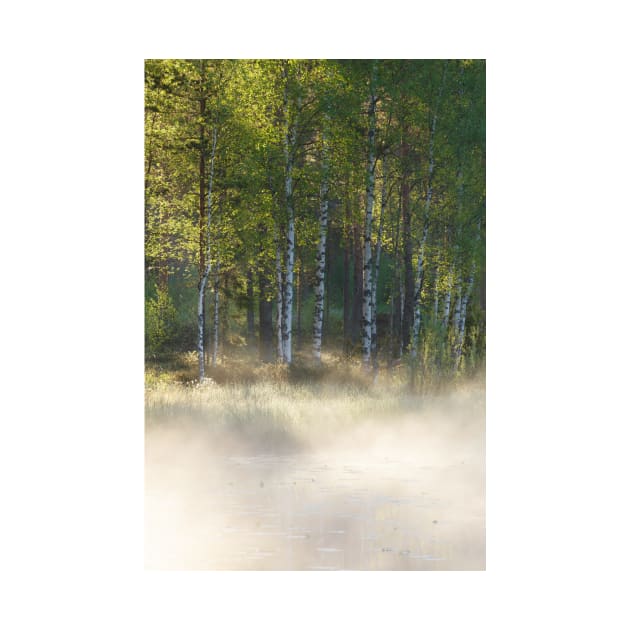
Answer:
xmin=197 ymin=272 xmax=209 ymax=379
xmin=433 ymin=265 xmax=440 ymax=322
xmin=454 ymin=216 xmax=482 ymax=373
xmin=411 ymin=62 xmax=446 ymax=360
xmin=451 ymin=275 xmax=463 ymax=347
xmin=197 ymin=126 xmax=217 ymax=381
xmin=362 ymin=63 xmax=378 ymax=370
xmin=370 ymin=157 xmax=387 ymax=361
xmin=281 ymin=71 xmax=298 ymax=364
xmin=453 ymin=271 xmax=474 ymax=374
xmin=442 ymin=270 xmax=453 ymax=329
xmin=282 ymin=213 xmax=295 ymax=364
xmin=275 ymin=238 xmax=284 ymax=362
xmin=410 ymin=220 xmax=429 ymax=359
xmin=312 ymin=126 xmax=329 ymax=363
xmin=211 ymin=261 xmax=220 ymax=367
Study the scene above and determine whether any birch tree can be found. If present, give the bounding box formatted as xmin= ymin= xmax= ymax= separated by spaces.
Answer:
xmin=361 ymin=61 xmax=378 ymax=370
xmin=410 ymin=61 xmax=447 ymax=361
xmin=278 ymin=62 xmax=301 ymax=364
xmin=410 ymin=219 xmax=429 ymax=360
xmin=197 ymin=125 xmax=217 ymax=380
xmin=211 ymin=259 xmax=220 ymax=367
xmin=144 ymin=59 xmax=485 ymax=387
xmin=257 ymin=223 xmax=275 ymax=363
xmin=441 ymin=266 xmax=454 ymax=329
xmin=370 ymin=157 xmax=388 ymax=369
xmin=275 ymin=234 xmax=284 ymax=362
xmin=452 ymin=270 xmax=474 ymax=373
xmin=312 ymin=121 xmax=329 ymax=363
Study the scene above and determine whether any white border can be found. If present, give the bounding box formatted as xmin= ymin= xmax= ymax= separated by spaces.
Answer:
xmin=3 ymin=1 xmax=629 ymax=629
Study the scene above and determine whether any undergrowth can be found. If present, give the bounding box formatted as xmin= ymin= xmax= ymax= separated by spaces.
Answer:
xmin=145 ymin=349 xmax=484 ymax=454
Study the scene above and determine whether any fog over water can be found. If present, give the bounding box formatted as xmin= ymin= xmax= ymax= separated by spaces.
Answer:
xmin=145 ymin=386 xmax=485 ymax=570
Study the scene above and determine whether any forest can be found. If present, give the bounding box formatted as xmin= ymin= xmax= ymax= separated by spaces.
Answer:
xmin=144 ymin=58 xmax=486 ymax=570
xmin=145 ymin=59 xmax=485 ymax=389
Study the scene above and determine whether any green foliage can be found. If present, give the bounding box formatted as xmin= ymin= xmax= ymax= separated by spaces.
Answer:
xmin=145 ymin=59 xmax=486 ymax=384
xmin=145 ymin=286 xmax=178 ymax=356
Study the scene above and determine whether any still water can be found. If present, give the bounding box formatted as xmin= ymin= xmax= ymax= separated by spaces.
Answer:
xmin=145 ymin=408 xmax=485 ymax=570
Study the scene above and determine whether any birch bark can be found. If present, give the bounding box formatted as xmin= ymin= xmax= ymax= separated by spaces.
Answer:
xmin=343 ymin=195 xmax=352 ymax=349
xmin=211 ymin=260 xmax=220 ymax=367
xmin=197 ymin=125 xmax=217 ymax=381
xmin=451 ymin=275 xmax=463 ymax=342
xmin=370 ymin=158 xmax=387 ymax=363
xmin=433 ymin=262 xmax=440 ymax=323
xmin=281 ymin=67 xmax=298 ymax=364
xmin=388 ymin=194 xmax=403 ymax=365
xmin=312 ymin=125 xmax=329 ymax=363
xmin=282 ymin=177 xmax=295 ymax=364
xmin=361 ymin=62 xmax=378 ymax=370
xmin=275 ymin=237 xmax=284 ymax=362
xmin=411 ymin=61 xmax=447 ymax=360
xmin=442 ymin=269 xmax=453 ymax=329
xmin=453 ymin=271 xmax=474 ymax=373
xmin=410 ymin=220 xmax=429 ymax=360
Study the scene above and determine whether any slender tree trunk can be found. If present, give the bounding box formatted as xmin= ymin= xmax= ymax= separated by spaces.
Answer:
xmin=296 ymin=260 xmax=302 ymax=352
xmin=453 ymin=219 xmax=480 ymax=374
xmin=448 ymin=272 xmax=462 ymax=378
xmin=451 ymin=165 xmax=464 ymax=337
xmin=451 ymin=275 xmax=463 ymax=345
xmin=198 ymin=76 xmax=206 ymax=279
xmin=313 ymin=128 xmax=329 ymax=363
xmin=351 ymin=220 xmax=363 ymax=346
xmin=411 ymin=63 xmax=445 ymax=364
xmin=197 ymin=73 xmax=207 ymax=378
xmin=371 ymin=158 xmax=388 ymax=370
xmin=197 ymin=273 xmax=209 ymax=379
xmin=211 ymin=261 xmax=220 ymax=367
xmin=281 ymin=66 xmax=298 ymax=364
xmin=325 ymin=230 xmax=331 ymax=332
xmin=258 ymin=267 xmax=274 ymax=363
xmin=361 ymin=62 xmax=378 ymax=370
xmin=478 ymin=244 xmax=486 ymax=367
xmin=400 ymin=139 xmax=414 ymax=354
xmin=388 ymin=288 xmax=396 ymax=370
xmin=453 ymin=271 xmax=474 ymax=374
xmin=343 ymin=193 xmax=352 ymax=350
xmin=399 ymin=271 xmax=405 ymax=360
xmin=433 ymin=261 xmax=440 ymax=323
xmin=389 ymin=194 xmax=403 ymax=367
xmin=442 ymin=268 xmax=453 ymax=329
xmin=410 ymin=220 xmax=429 ymax=360
xmin=275 ymin=236 xmax=284 ymax=362
xmin=282 ymin=208 xmax=295 ymax=364
xmin=246 ymin=267 xmax=255 ymax=345
xmin=197 ymin=125 xmax=217 ymax=381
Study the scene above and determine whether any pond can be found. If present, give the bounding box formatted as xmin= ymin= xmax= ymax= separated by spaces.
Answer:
xmin=145 ymin=399 xmax=485 ymax=570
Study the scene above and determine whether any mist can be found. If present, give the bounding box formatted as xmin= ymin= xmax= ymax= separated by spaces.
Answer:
xmin=145 ymin=382 xmax=485 ymax=570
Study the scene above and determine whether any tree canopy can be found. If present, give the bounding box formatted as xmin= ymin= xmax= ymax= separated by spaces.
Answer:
xmin=145 ymin=59 xmax=485 ymax=388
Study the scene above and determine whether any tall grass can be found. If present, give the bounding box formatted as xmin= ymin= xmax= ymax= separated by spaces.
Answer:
xmin=145 ymin=350 xmax=484 ymax=454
